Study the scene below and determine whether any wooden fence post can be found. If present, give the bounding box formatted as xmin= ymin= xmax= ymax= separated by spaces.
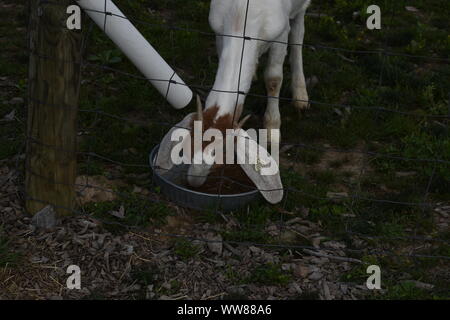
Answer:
xmin=26 ymin=0 xmax=82 ymax=216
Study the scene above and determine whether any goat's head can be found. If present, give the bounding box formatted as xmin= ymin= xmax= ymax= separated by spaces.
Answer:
xmin=156 ymin=97 xmax=283 ymax=204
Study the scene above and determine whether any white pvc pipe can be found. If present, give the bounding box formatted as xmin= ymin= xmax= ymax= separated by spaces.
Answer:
xmin=76 ymin=0 xmax=192 ymax=109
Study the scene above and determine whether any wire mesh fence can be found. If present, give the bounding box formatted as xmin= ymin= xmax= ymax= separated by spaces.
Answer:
xmin=10 ymin=0 xmax=450 ymax=296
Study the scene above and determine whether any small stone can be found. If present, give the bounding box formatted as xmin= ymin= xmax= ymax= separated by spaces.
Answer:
xmin=294 ymin=265 xmax=310 ymax=278
xmin=439 ymin=211 xmax=448 ymax=218
xmin=122 ymin=244 xmax=134 ymax=255
xmin=288 ymin=282 xmax=303 ymax=294
xmin=279 ymin=230 xmax=297 ymax=243
xmin=262 ymin=253 xmax=278 ymax=264
xmin=312 ymin=237 xmax=325 ymax=248
xmin=407 ymin=281 xmax=435 ymax=290
xmin=32 ymin=205 xmax=57 ymax=230
xmin=2 ymin=109 xmax=15 ymax=121
xmin=323 ymin=241 xmax=346 ymax=250
xmin=206 ymin=233 xmax=223 ymax=255
xmin=281 ymin=263 xmax=292 ymax=271
xmin=249 ymin=246 xmax=261 ymax=254
xmin=131 ymin=284 xmax=141 ymax=291
xmin=308 ymin=271 xmax=323 ymax=281
xmin=310 ymin=257 xmax=328 ymax=265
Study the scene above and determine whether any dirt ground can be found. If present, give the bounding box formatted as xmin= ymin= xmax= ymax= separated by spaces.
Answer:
xmin=1 ymin=164 xmax=376 ymax=300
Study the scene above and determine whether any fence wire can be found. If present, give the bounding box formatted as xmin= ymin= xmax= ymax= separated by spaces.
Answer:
xmin=18 ymin=0 xmax=450 ymax=287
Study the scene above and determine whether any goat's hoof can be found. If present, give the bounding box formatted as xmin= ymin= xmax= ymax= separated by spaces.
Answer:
xmin=293 ymin=99 xmax=310 ymax=112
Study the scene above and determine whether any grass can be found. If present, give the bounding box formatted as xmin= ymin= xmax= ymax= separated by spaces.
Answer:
xmin=173 ymin=239 xmax=200 ymax=260
xmin=341 ymin=255 xmax=380 ymax=283
xmin=72 ymin=0 xmax=450 ymax=235
xmin=220 ymin=204 xmax=286 ymax=244
xmin=341 ymin=252 xmax=450 ymax=299
xmin=82 ymin=191 xmax=172 ymax=233
xmin=0 ymin=230 xmax=20 ymax=268
xmin=380 ymin=282 xmax=440 ymax=300
xmin=0 ymin=1 xmax=27 ymax=161
xmin=130 ymin=264 xmax=161 ymax=299
xmin=245 ymin=264 xmax=292 ymax=286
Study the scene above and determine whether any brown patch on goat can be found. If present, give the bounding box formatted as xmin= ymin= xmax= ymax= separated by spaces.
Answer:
xmin=187 ymin=104 xmax=245 ymax=170
xmin=201 ymin=105 xmax=244 ymax=153
xmin=202 ymin=106 xmax=231 ymax=134
xmin=197 ymin=104 xmax=243 ymax=134
xmin=266 ymin=77 xmax=282 ymax=96
xmin=232 ymin=7 xmax=245 ymax=33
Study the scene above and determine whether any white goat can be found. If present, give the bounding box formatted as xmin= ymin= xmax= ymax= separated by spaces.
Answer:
xmin=207 ymin=0 xmax=311 ymax=125
xmin=157 ymin=0 xmax=311 ymax=204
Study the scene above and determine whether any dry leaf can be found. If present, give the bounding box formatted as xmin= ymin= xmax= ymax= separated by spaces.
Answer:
xmin=111 ymin=205 xmax=125 ymax=219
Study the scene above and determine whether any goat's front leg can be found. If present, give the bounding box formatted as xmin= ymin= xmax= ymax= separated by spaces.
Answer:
xmin=264 ymin=30 xmax=288 ymax=144
xmin=290 ymin=9 xmax=309 ymax=112
xmin=216 ymin=35 xmax=223 ymax=57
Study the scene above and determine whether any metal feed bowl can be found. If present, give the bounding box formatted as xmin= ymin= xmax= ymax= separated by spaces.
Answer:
xmin=149 ymin=146 xmax=260 ymax=212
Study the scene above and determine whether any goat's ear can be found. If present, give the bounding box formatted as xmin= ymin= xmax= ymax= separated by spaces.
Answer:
xmin=155 ymin=113 xmax=196 ymax=172
xmin=235 ymin=129 xmax=283 ymax=204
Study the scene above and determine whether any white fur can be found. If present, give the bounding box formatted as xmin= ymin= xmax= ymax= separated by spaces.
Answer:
xmin=206 ymin=0 xmax=311 ymax=125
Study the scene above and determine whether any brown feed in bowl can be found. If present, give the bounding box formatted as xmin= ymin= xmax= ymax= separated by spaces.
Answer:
xmin=188 ymin=164 xmax=256 ymax=195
